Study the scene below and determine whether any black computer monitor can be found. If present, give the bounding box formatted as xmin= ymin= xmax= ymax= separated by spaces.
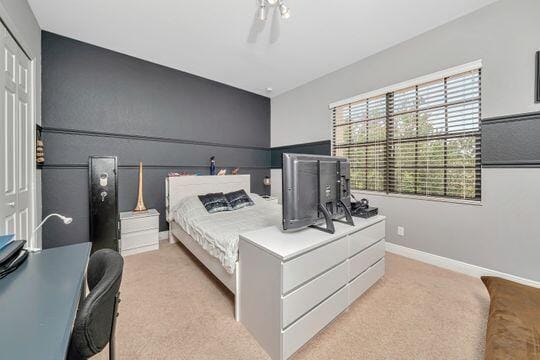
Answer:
xmin=281 ymin=153 xmax=354 ymax=233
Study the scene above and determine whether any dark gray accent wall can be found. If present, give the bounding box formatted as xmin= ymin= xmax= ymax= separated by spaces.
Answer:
xmin=482 ymin=111 xmax=540 ymax=167
xmin=270 ymin=141 xmax=331 ymax=168
xmin=41 ymin=31 xmax=270 ymax=249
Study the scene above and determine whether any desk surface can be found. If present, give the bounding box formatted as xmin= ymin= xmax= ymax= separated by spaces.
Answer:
xmin=0 ymin=242 xmax=91 ymax=360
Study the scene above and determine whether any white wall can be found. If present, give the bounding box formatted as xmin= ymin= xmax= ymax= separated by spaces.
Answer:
xmin=270 ymin=169 xmax=282 ymax=202
xmin=271 ymin=0 xmax=540 ymax=281
xmin=0 ymin=0 xmax=42 ymax=246
xmin=272 ymin=0 xmax=540 ymax=147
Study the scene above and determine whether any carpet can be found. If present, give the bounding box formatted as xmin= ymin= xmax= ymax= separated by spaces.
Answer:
xmin=96 ymin=240 xmax=489 ymax=359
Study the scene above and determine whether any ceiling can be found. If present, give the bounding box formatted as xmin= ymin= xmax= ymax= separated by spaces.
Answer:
xmin=29 ymin=0 xmax=497 ymax=97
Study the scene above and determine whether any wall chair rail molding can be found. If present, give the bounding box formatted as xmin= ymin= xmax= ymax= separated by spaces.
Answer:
xmin=41 ymin=164 xmax=269 ymax=170
xmin=482 ymin=111 xmax=540 ymax=168
xmin=40 ymin=127 xmax=269 ymax=151
xmin=481 ymin=110 xmax=540 ymax=124
xmin=536 ymin=50 xmax=540 ymax=103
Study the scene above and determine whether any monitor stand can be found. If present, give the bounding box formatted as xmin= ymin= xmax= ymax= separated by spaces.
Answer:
xmin=309 ymin=203 xmax=336 ymax=234
xmin=334 ymin=199 xmax=355 ymax=227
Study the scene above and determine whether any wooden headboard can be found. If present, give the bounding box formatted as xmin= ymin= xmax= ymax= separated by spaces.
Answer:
xmin=165 ymin=175 xmax=251 ymax=222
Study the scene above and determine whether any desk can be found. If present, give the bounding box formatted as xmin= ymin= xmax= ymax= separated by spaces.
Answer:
xmin=0 ymin=242 xmax=91 ymax=360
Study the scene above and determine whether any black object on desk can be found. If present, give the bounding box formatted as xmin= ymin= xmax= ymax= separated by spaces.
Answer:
xmin=0 ymin=243 xmax=91 ymax=360
xmin=351 ymin=197 xmax=379 ymax=218
xmin=0 ymin=240 xmax=28 ymax=279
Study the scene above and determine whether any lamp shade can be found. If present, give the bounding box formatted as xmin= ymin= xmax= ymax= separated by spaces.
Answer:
xmin=263 ymin=176 xmax=271 ymax=186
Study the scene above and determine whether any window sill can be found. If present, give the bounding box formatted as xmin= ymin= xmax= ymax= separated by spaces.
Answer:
xmin=352 ymin=190 xmax=483 ymax=207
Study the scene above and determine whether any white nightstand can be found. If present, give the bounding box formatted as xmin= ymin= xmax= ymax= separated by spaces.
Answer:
xmin=119 ymin=209 xmax=159 ymax=256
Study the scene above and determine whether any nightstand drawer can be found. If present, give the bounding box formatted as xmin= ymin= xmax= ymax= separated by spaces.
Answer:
xmin=282 ymin=285 xmax=348 ymax=359
xmin=349 ymin=239 xmax=385 ymax=280
xmin=121 ymin=215 xmax=158 ymax=234
xmin=348 ymin=220 xmax=385 ymax=256
xmin=282 ymin=260 xmax=348 ymax=328
xmin=121 ymin=229 xmax=158 ymax=250
xmin=349 ymin=258 xmax=385 ymax=305
xmin=282 ymin=236 xmax=348 ymax=294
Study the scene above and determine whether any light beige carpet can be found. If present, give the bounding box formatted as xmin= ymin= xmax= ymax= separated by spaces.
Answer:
xmin=96 ymin=240 xmax=489 ymax=360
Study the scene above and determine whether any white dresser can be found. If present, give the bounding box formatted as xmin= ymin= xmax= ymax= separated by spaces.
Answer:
xmin=239 ymin=216 xmax=385 ymax=360
xmin=119 ymin=209 xmax=160 ymax=256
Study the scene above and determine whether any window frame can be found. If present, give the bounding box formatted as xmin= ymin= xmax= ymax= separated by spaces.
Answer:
xmin=330 ymin=61 xmax=482 ymax=203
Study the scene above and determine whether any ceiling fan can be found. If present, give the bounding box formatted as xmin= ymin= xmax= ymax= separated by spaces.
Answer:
xmin=258 ymin=0 xmax=290 ymax=21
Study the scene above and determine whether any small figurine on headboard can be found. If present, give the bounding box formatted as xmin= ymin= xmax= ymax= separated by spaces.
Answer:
xmin=232 ymin=168 xmax=239 ymax=175
xmin=209 ymin=156 xmax=216 ymax=175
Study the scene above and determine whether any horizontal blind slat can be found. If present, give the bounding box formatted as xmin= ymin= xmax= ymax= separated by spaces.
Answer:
xmin=332 ymin=68 xmax=481 ymax=200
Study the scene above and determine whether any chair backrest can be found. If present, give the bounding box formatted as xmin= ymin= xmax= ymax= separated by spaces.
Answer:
xmin=68 ymin=249 xmax=123 ymax=360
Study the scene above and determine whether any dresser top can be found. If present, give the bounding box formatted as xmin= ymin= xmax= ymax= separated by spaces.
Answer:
xmin=240 ymin=215 xmax=385 ymax=261
xmin=120 ymin=209 xmax=159 ymax=220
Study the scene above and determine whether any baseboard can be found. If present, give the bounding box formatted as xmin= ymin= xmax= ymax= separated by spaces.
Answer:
xmin=159 ymin=230 xmax=169 ymax=241
xmin=385 ymin=242 xmax=540 ymax=288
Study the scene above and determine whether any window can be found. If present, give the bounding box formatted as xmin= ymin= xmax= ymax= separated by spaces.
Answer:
xmin=331 ymin=64 xmax=481 ymax=201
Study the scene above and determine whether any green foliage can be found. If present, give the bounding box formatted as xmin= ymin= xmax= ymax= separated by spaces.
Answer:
xmin=333 ymin=91 xmax=480 ymax=200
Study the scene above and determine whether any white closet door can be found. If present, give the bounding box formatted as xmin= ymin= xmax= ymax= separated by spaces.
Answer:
xmin=0 ymin=23 xmax=33 ymax=240
xmin=0 ymin=23 xmax=17 ymax=236
xmin=16 ymin=38 xmax=32 ymax=242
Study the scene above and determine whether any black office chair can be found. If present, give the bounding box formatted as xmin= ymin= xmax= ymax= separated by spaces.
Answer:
xmin=67 ymin=249 xmax=124 ymax=360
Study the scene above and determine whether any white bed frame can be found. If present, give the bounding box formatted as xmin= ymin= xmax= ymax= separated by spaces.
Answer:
xmin=165 ymin=175 xmax=251 ymax=320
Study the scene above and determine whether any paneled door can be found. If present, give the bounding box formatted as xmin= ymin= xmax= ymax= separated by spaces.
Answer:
xmin=0 ymin=22 xmax=33 ymax=242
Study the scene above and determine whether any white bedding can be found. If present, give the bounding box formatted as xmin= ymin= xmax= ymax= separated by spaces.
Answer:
xmin=172 ymin=193 xmax=281 ymax=273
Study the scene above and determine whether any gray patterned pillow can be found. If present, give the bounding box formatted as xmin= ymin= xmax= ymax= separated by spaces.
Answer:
xmin=225 ymin=190 xmax=254 ymax=210
xmin=198 ymin=192 xmax=232 ymax=213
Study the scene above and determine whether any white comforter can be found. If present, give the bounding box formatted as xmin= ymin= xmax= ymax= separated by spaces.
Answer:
xmin=172 ymin=194 xmax=281 ymax=273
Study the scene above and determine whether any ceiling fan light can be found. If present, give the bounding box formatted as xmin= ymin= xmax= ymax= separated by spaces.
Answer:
xmin=278 ymin=1 xmax=290 ymax=19
xmin=258 ymin=0 xmax=267 ymax=21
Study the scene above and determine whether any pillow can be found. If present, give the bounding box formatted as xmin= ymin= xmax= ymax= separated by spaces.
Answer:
xmin=198 ymin=192 xmax=232 ymax=213
xmin=481 ymin=276 xmax=540 ymax=360
xmin=225 ymin=189 xmax=254 ymax=210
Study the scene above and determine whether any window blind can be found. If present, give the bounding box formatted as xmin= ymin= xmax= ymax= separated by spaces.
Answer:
xmin=331 ymin=68 xmax=481 ymax=201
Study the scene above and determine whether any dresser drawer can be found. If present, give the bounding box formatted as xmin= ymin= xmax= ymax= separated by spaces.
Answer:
xmin=349 ymin=220 xmax=385 ymax=256
xmin=282 ymin=285 xmax=348 ymax=359
xmin=121 ymin=229 xmax=158 ymax=251
xmin=349 ymin=258 xmax=385 ymax=305
xmin=282 ymin=261 xmax=348 ymax=328
xmin=349 ymin=239 xmax=385 ymax=280
xmin=282 ymin=237 xmax=348 ymax=294
xmin=121 ymin=215 xmax=158 ymax=234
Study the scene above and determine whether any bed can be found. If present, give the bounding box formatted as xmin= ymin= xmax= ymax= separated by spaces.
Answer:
xmin=165 ymin=175 xmax=281 ymax=320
